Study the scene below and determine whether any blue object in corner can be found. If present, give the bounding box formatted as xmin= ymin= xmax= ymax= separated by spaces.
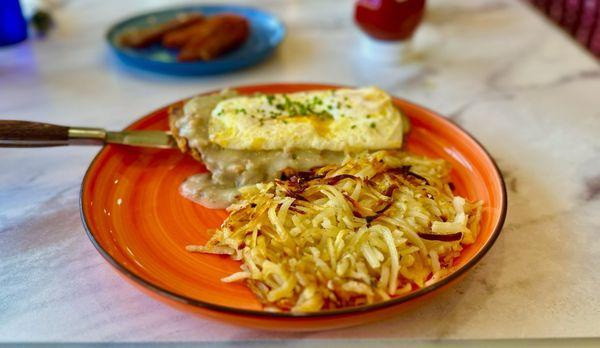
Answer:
xmin=106 ymin=5 xmax=285 ymax=76
xmin=0 ymin=0 xmax=28 ymax=46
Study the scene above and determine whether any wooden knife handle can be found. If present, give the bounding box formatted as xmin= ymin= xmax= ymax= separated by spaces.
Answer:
xmin=0 ymin=120 xmax=70 ymax=147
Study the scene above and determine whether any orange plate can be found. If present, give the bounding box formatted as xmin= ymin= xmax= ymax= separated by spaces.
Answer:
xmin=81 ymin=83 xmax=506 ymax=331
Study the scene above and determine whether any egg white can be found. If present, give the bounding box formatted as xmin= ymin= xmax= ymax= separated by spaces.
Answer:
xmin=208 ymin=87 xmax=404 ymax=152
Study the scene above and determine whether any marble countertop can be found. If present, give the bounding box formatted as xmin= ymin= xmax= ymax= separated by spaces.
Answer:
xmin=1 ymin=0 xmax=599 ymax=343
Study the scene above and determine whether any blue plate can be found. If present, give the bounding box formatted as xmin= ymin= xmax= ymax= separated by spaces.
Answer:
xmin=106 ymin=5 xmax=285 ymax=76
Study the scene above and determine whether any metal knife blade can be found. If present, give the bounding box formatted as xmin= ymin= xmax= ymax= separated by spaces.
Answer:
xmin=105 ymin=130 xmax=177 ymax=149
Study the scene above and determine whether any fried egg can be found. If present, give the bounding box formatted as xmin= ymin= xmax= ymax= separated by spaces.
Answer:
xmin=208 ymin=87 xmax=404 ymax=152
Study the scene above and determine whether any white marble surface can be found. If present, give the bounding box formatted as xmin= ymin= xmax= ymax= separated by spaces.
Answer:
xmin=1 ymin=0 xmax=600 ymax=343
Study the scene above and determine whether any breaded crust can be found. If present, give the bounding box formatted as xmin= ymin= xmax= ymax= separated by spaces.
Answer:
xmin=168 ymin=101 xmax=203 ymax=162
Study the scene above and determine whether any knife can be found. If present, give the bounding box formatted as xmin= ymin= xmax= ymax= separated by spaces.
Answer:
xmin=0 ymin=120 xmax=177 ymax=149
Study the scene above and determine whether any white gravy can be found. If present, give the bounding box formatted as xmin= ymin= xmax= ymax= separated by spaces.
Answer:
xmin=176 ymin=92 xmax=344 ymax=208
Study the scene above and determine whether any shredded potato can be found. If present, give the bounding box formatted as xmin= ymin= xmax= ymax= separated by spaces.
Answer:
xmin=188 ymin=151 xmax=482 ymax=312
